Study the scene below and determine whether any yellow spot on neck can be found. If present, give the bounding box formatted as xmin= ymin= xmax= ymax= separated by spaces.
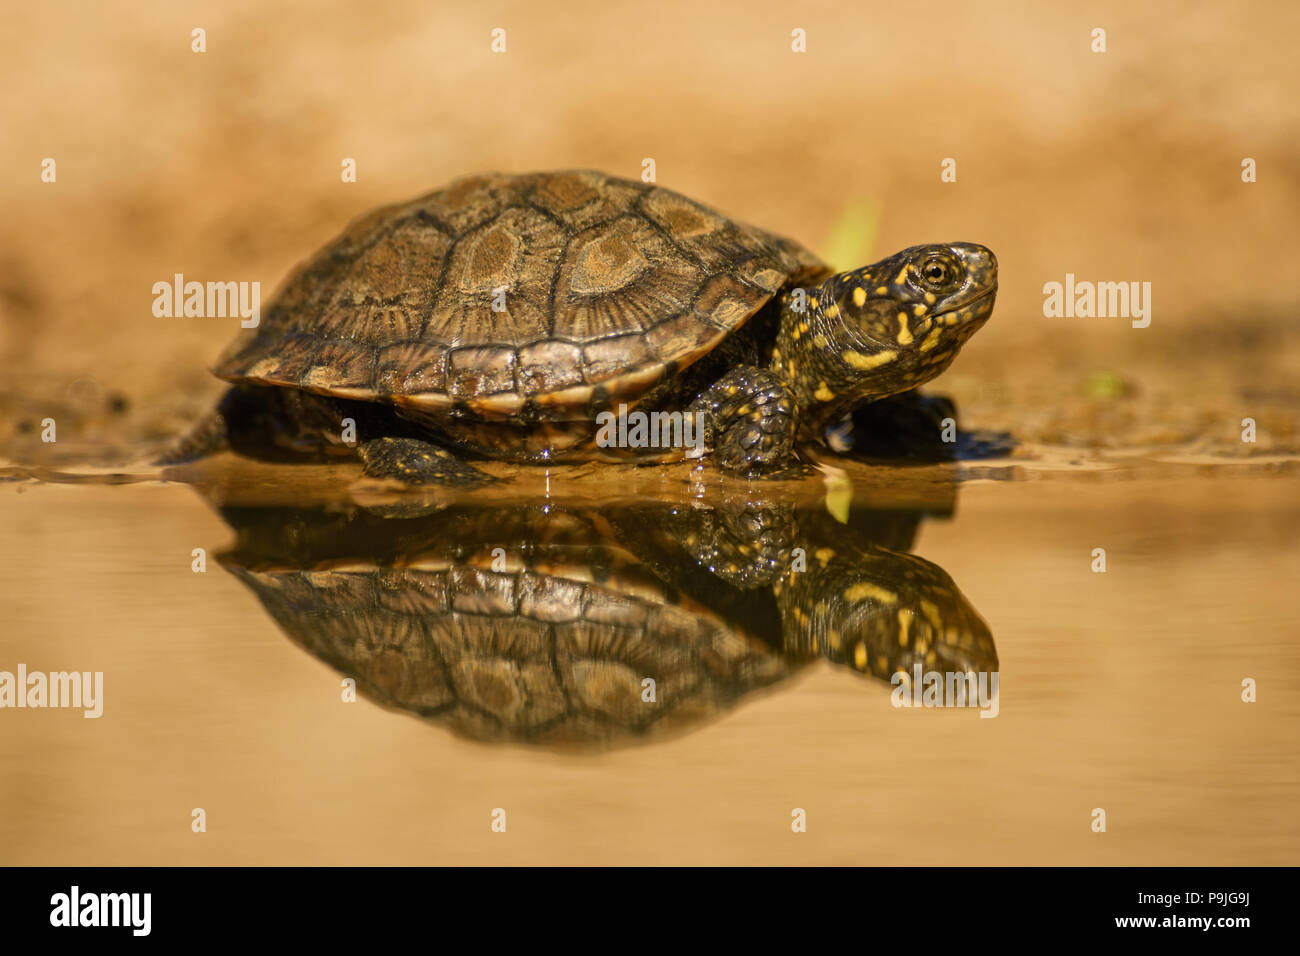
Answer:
xmin=853 ymin=643 xmax=868 ymax=669
xmin=842 ymin=348 xmax=897 ymax=370
xmin=812 ymin=333 xmax=827 ymax=348
xmin=814 ymin=382 xmax=835 ymax=402
xmin=875 ymin=285 xmax=888 ymax=295
xmin=823 ymin=304 xmax=839 ymax=319
xmin=897 ymin=608 xmax=914 ymax=645
xmin=918 ymin=328 xmax=942 ymax=352
xmin=912 ymin=303 xmax=928 ymax=317
xmin=852 ymin=287 xmax=867 ymax=307
xmin=896 ymin=314 xmax=913 ymax=345
xmin=919 ymin=599 xmax=942 ymax=629
xmin=844 ymin=582 xmax=897 ymax=604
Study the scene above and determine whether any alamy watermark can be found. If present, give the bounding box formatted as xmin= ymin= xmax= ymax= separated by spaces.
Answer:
xmin=1042 ymin=274 xmax=1151 ymax=328
xmin=0 ymin=664 xmax=103 ymax=717
xmin=594 ymin=404 xmax=707 ymax=456
xmin=50 ymin=886 xmax=150 ymax=936
xmin=891 ymin=665 xmax=999 ymax=718
xmin=152 ymin=273 xmax=261 ymax=327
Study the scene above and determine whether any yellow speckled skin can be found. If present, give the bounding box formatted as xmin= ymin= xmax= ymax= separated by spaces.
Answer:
xmin=772 ymin=243 xmax=998 ymax=434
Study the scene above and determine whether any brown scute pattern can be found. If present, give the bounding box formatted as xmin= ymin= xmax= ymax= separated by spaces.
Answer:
xmin=429 ymin=614 xmax=568 ymax=729
xmin=691 ymin=272 xmax=770 ymax=330
xmin=517 ymin=340 xmax=585 ymax=393
xmin=642 ymin=312 xmax=713 ymax=362
xmin=449 ymin=566 xmax=517 ymax=615
xmin=260 ymin=332 xmax=322 ymax=383
xmin=299 ymin=339 xmax=373 ymax=389
xmin=528 ymin=171 xmax=602 ymax=215
xmin=531 ymin=171 xmax=600 ymax=212
xmin=215 ymin=170 xmax=829 ymax=409
xmin=581 ymin=588 xmax=650 ymax=628
xmin=527 ymin=171 xmax=647 ymax=232
xmin=374 ymin=569 xmax=450 ymax=614
xmin=418 ymin=174 xmax=525 ymax=234
xmin=448 ymin=345 xmax=517 ymax=398
xmin=230 ymin=554 xmax=792 ymax=747
xmin=581 ymin=334 xmax=650 ymax=384
xmin=431 ymin=205 xmax=562 ymax=344
xmin=460 ymin=225 xmax=519 ymax=293
xmin=518 ymin=572 xmax=587 ymax=623
xmin=213 ymin=198 xmax=423 ymax=378
xmin=273 ymin=203 xmax=412 ymax=321
xmin=567 ymin=228 xmax=651 ymax=296
xmin=375 ymin=342 xmax=447 ymax=395
xmin=552 ymin=215 xmax=702 ymax=339
xmin=736 ymin=263 xmax=787 ymax=294
xmin=639 ymin=187 xmax=728 ymax=239
xmin=311 ymin=217 xmax=451 ymax=345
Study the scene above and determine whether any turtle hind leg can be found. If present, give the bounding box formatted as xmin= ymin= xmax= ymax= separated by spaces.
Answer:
xmin=358 ymin=437 xmax=494 ymax=487
xmin=155 ymin=386 xmax=332 ymax=466
xmin=153 ymin=391 xmax=237 ymax=464
xmin=689 ymin=366 xmax=812 ymax=477
xmin=155 ymin=409 xmax=228 ymax=464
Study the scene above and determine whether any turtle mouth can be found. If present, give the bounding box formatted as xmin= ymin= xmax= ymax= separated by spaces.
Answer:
xmin=938 ymin=284 xmax=997 ymax=325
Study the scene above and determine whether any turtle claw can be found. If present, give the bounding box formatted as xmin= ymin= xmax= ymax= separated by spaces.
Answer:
xmin=358 ymin=437 xmax=494 ymax=487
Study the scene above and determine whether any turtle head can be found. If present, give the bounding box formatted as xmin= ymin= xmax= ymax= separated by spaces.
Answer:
xmin=779 ymin=243 xmax=996 ymax=428
xmin=842 ymin=242 xmax=997 ymax=352
xmin=774 ymin=534 xmax=999 ymax=692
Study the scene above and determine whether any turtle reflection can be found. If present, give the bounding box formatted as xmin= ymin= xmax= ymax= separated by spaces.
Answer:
xmin=217 ymin=499 xmax=996 ymax=749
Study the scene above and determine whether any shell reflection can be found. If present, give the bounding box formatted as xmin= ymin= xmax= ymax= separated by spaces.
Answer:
xmin=217 ymin=499 xmax=996 ymax=750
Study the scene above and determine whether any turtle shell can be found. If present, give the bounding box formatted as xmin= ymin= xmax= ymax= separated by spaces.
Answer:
xmin=220 ymin=511 xmax=794 ymax=749
xmin=214 ymin=170 xmax=830 ymax=420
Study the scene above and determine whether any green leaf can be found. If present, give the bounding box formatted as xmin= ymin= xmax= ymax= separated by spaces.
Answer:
xmin=821 ymin=198 xmax=881 ymax=272
xmin=1084 ymin=369 xmax=1128 ymax=399
xmin=823 ymin=468 xmax=853 ymax=523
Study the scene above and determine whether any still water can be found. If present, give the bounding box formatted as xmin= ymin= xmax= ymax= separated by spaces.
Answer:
xmin=1 ymin=458 xmax=1296 ymax=864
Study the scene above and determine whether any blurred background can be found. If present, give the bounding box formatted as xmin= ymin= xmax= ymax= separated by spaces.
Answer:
xmin=1 ymin=0 xmax=1298 ymax=456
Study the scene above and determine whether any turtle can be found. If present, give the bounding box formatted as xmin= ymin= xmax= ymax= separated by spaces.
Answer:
xmin=216 ymin=497 xmax=997 ymax=748
xmin=166 ymin=170 xmax=998 ymax=481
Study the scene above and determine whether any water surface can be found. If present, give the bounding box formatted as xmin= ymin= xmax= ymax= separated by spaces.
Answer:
xmin=1 ymin=457 xmax=1295 ymax=864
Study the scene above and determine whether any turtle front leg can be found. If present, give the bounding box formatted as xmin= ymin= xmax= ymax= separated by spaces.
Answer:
xmin=689 ymin=366 xmax=802 ymax=475
xmin=358 ymin=437 xmax=494 ymax=487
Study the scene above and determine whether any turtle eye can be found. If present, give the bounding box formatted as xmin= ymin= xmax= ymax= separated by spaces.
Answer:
xmin=918 ymin=255 xmax=960 ymax=291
